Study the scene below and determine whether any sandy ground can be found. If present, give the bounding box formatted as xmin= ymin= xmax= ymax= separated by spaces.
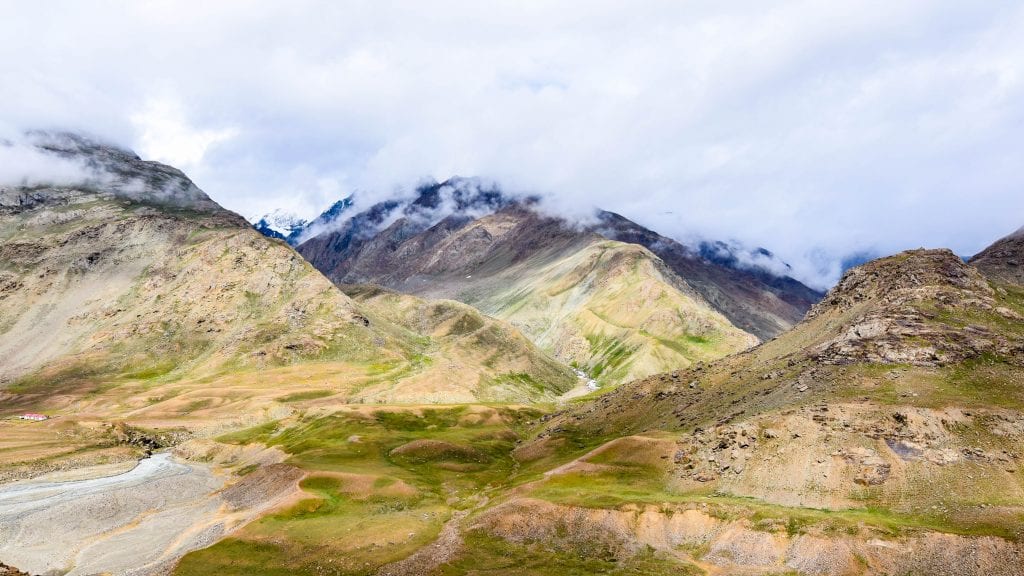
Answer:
xmin=0 ymin=452 xmax=301 ymax=576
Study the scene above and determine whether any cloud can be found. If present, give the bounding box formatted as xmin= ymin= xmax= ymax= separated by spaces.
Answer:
xmin=130 ymin=97 xmax=238 ymax=171
xmin=0 ymin=131 xmax=217 ymax=209
xmin=1 ymin=1 xmax=1023 ymax=288
xmin=0 ymin=137 xmax=97 ymax=188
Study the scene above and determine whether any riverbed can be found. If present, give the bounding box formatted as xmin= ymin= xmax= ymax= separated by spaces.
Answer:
xmin=0 ymin=453 xmax=279 ymax=575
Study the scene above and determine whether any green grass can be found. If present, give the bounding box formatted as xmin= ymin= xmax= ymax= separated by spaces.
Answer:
xmin=181 ymin=398 xmax=213 ymax=413
xmin=436 ymin=532 xmax=701 ymax=576
xmin=584 ymin=334 xmax=636 ymax=382
xmin=182 ymin=406 xmax=546 ymax=575
xmin=482 ymin=372 xmax=552 ymax=398
xmin=119 ymin=361 xmax=178 ymax=380
xmin=278 ymin=390 xmax=334 ymax=403
xmin=7 ymin=360 xmax=107 ymax=395
xmin=174 ymin=539 xmax=297 ymax=576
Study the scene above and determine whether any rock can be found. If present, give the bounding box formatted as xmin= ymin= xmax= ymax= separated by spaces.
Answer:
xmin=0 ymin=563 xmax=32 ymax=576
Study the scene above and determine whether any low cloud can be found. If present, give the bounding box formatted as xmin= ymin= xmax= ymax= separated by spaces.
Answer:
xmin=0 ymin=136 xmax=98 ymax=189
xmin=2 ymin=2 xmax=1023 ymax=288
xmin=0 ymin=131 xmax=215 ymax=209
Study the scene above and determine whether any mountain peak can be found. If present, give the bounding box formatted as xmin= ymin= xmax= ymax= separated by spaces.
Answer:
xmin=593 ymin=209 xmax=823 ymax=339
xmin=252 ymin=209 xmax=307 ymax=241
xmin=406 ymin=178 xmax=516 ymax=220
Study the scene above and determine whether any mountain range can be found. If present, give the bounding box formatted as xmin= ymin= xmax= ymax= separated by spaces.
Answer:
xmin=269 ymin=180 xmax=822 ymax=386
xmin=0 ymin=135 xmax=577 ymax=442
xmin=1 ymin=133 xmax=1022 ymax=576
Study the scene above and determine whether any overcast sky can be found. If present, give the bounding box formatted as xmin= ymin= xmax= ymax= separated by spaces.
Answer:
xmin=2 ymin=1 xmax=1022 ymax=288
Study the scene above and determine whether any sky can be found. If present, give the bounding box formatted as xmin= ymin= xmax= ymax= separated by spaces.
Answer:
xmin=1 ymin=1 xmax=1022 ymax=289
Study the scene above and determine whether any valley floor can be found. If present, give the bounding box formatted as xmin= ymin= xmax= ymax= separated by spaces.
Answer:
xmin=2 ymin=400 xmax=1023 ymax=576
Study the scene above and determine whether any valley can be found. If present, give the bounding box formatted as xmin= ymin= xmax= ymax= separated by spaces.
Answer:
xmin=296 ymin=191 xmax=775 ymax=386
xmin=0 ymin=135 xmax=1022 ymax=576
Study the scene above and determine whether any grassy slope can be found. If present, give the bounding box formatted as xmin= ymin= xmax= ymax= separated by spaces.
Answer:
xmin=0 ymin=191 xmax=578 ymax=477
xmin=313 ymin=207 xmax=760 ymax=389
xmin=524 ymin=251 xmax=1024 ymax=544
xmin=341 ymin=285 xmax=576 ymax=402
xmin=7 ymin=187 xmax=1023 ymax=575
xmin=470 ymin=240 xmax=757 ymax=386
xmin=172 ymin=250 xmax=1023 ymax=575
xmin=174 ymin=405 xmax=701 ymax=576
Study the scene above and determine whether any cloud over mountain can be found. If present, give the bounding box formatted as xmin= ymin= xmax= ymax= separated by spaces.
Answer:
xmin=2 ymin=1 xmax=1023 ymax=288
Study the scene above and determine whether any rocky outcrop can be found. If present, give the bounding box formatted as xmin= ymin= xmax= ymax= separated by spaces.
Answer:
xmin=30 ymin=131 xmax=227 ymax=212
xmin=0 ymin=562 xmax=33 ymax=576
xmin=473 ymin=498 xmax=1024 ymax=576
xmin=808 ymin=249 xmax=1022 ymax=367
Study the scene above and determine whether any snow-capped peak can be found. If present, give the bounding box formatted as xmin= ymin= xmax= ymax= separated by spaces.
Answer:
xmin=251 ymin=209 xmax=307 ymax=237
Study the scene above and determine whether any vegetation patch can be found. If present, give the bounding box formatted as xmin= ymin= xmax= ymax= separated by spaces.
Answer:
xmin=181 ymin=406 xmax=549 ymax=575
xmin=278 ymin=390 xmax=334 ymax=403
xmin=437 ymin=532 xmax=701 ymax=576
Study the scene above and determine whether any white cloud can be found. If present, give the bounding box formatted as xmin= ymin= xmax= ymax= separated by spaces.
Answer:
xmin=1 ymin=1 xmax=1022 ymax=288
xmin=130 ymin=97 xmax=238 ymax=171
xmin=0 ymin=138 xmax=95 ymax=188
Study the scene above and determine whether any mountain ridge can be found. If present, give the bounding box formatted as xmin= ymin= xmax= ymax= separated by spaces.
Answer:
xmin=0 ymin=136 xmax=580 ymax=424
xmin=281 ymin=181 xmax=823 ymax=340
xmin=298 ymin=198 xmax=762 ymax=385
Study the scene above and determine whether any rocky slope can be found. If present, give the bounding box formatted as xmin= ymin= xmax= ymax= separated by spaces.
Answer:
xmin=296 ymin=181 xmax=822 ymax=342
xmin=970 ymin=225 xmax=1024 ymax=286
xmin=298 ymin=185 xmax=764 ymax=385
xmin=0 ymin=135 xmax=577 ymax=474
xmin=506 ymin=245 xmax=1024 ymax=574
xmin=594 ymin=210 xmax=824 ymax=340
xmin=0 ymin=134 xmax=392 ymax=392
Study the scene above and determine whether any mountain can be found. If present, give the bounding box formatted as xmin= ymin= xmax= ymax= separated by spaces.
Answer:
xmin=594 ymin=211 xmax=824 ymax=340
xmin=342 ymin=284 xmax=576 ymax=402
xmin=299 ymin=186 xmax=761 ymax=385
xmin=970 ymin=225 xmax=1024 ymax=286
xmin=11 ymin=135 xmax=1016 ymax=576
xmin=253 ymin=196 xmax=356 ymax=246
xmin=295 ymin=182 xmax=822 ymax=342
xmin=509 ymin=246 xmax=1024 ymax=574
xmin=0 ymin=135 xmax=576 ymax=476
xmin=252 ymin=209 xmax=307 ymax=243
xmin=170 ymin=239 xmax=1024 ymax=576
xmin=297 ymin=180 xmax=821 ymax=384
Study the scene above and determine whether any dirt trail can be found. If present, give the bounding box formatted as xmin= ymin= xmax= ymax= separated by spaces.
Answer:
xmin=376 ymin=495 xmax=490 ymax=576
xmin=376 ymin=510 xmax=469 ymax=576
